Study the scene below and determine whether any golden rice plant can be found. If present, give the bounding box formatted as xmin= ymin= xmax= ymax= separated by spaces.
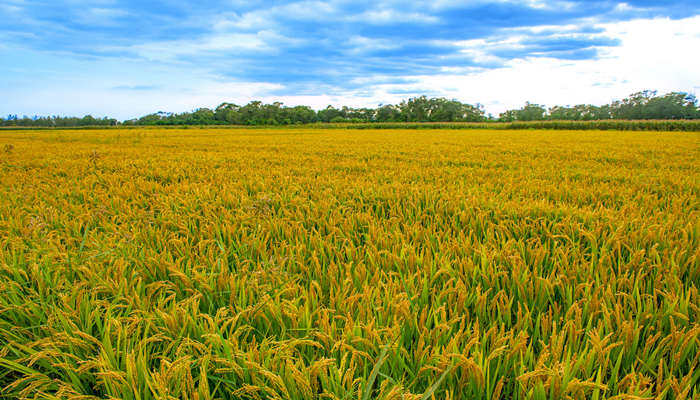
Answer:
xmin=0 ymin=128 xmax=698 ymax=399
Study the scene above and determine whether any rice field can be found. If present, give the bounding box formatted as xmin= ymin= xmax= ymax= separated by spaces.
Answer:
xmin=0 ymin=128 xmax=698 ymax=400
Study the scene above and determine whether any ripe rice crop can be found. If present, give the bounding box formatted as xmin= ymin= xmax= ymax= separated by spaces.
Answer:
xmin=0 ymin=128 xmax=698 ymax=399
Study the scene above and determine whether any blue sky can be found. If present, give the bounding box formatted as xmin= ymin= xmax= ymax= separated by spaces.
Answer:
xmin=1 ymin=1 xmax=699 ymax=119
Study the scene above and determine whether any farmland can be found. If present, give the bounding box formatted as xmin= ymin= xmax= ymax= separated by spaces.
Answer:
xmin=0 ymin=128 xmax=698 ymax=399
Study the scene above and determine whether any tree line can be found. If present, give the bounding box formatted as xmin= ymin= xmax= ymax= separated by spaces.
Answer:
xmin=2 ymin=90 xmax=698 ymax=127
xmin=120 ymin=97 xmax=488 ymax=126
xmin=0 ymin=115 xmax=119 ymax=127
xmin=499 ymin=91 xmax=699 ymax=122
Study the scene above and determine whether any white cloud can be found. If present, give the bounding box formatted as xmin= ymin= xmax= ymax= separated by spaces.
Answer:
xmin=100 ymin=31 xmax=290 ymax=62
xmin=213 ymin=12 xmax=269 ymax=31
xmin=353 ymin=9 xmax=439 ymax=25
xmin=88 ymin=7 xmax=128 ymax=18
xmin=2 ymin=14 xmax=698 ymax=119
xmin=67 ymin=6 xmax=130 ymax=27
xmin=0 ymin=4 xmax=22 ymax=13
xmin=213 ymin=1 xmax=339 ymax=31
xmin=402 ymin=15 xmax=700 ymax=114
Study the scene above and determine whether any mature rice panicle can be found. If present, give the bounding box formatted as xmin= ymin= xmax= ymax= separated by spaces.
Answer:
xmin=0 ymin=128 xmax=698 ymax=399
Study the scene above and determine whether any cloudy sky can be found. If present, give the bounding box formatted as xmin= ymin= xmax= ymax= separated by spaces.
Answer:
xmin=2 ymin=1 xmax=699 ymax=119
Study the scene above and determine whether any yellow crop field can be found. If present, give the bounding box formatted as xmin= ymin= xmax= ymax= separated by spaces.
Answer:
xmin=0 ymin=128 xmax=699 ymax=400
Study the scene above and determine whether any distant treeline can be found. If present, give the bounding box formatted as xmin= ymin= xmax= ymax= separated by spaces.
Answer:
xmin=2 ymin=90 xmax=699 ymax=128
xmin=1 ymin=115 xmax=119 ymax=127
xmin=325 ymin=119 xmax=700 ymax=132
